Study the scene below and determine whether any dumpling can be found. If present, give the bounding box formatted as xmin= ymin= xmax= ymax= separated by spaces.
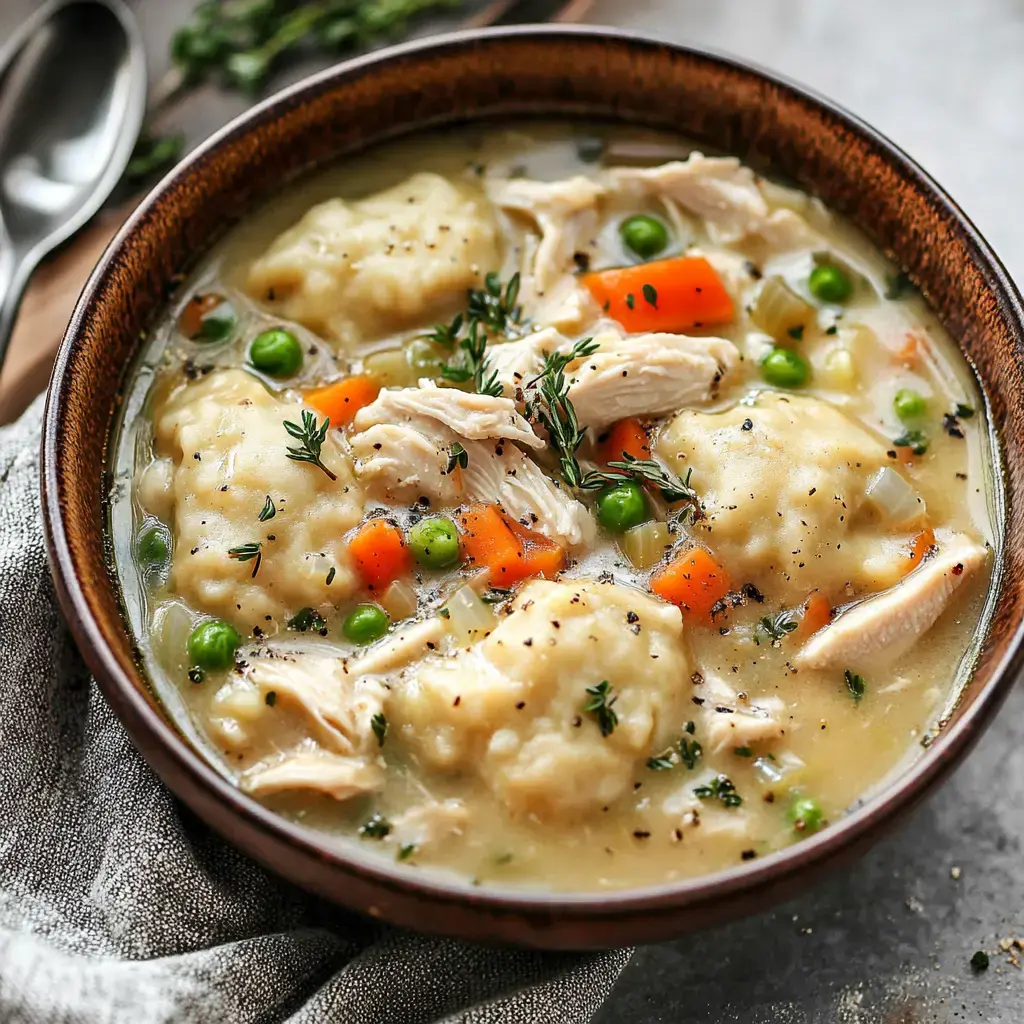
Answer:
xmin=247 ymin=173 xmax=501 ymax=347
xmin=152 ymin=370 xmax=364 ymax=630
xmin=658 ymin=392 xmax=916 ymax=604
xmin=389 ymin=579 xmax=691 ymax=820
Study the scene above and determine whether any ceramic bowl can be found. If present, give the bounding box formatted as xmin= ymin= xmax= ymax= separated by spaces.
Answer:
xmin=42 ymin=26 xmax=1024 ymax=949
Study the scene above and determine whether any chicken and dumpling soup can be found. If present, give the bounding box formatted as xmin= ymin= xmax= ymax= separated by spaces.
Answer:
xmin=111 ymin=126 xmax=996 ymax=891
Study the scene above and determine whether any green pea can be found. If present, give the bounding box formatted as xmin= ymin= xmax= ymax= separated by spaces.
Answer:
xmin=894 ymin=388 xmax=928 ymax=422
xmin=343 ymin=604 xmax=390 ymax=645
xmin=788 ymin=796 xmax=825 ymax=835
xmin=137 ymin=522 xmax=171 ymax=574
xmin=197 ymin=302 xmax=237 ymax=342
xmin=249 ymin=328 xmax=304 ymax=378
xmin=409 ymin=516 xmax=461 ymax=569
xmin=187 ymin=619 xmax=241 ymax=672
xmin=761 ymin=347 xmax=810 ymax=388
xmin=808 ymin=264 xmax=853 ymax=304
xmin=596 ymin=481 xmax=650 ymax=534
xmin=620 ymin=215 xmax=670 ymax=261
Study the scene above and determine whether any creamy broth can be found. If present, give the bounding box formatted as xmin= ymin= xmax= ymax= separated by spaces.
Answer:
xmin=111 ymin=124 xmax=996 ymax=891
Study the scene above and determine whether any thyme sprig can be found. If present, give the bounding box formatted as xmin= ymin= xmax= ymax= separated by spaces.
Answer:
xmin=440 ymin=320 xmax=503 ymax=397
xmin=694 ymin=774 xmax=743 ymax=808
xmin=228 ymin=542 xmax=263 ymax=578
xmin=584 ymin=680 xmax=619 ymax=737
xmin=468 ymin=271 xmax=523 ymax=334
xmin=283 ymin=410 xmax=337 ymax=481
xmin=756 ymin=611 xmax=798 ymax=647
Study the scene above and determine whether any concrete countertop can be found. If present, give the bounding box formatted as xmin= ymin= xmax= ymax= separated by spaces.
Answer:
xmin=4 ymin=0 xmax=1020 ymax=1019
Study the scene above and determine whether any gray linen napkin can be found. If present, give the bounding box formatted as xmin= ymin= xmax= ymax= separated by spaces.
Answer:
xmin=0 ymin=398 xmax=630 ymax=1023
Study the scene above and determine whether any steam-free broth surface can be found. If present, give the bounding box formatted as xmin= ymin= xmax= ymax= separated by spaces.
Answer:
xmin=112 ymin=125 xmax=994 ymax=891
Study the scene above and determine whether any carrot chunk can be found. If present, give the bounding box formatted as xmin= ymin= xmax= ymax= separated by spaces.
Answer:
xmin=797 ymin=591 xmax=833 ymax=640
xmin=582 ymin=255 xmax=734 ymax=333
xmin=598 ymin=418 xmax=650 ymax=466
xmin=305 ymin=376 xmax=380 ymax=427
xmin=458 ymin=504 xmax=565 ymax=586
xmin=348 ymin=519 xmax=411 ymax=592
xmin=650 ymin=547 xmax=731 ymax=622
xmin=908 ymin=528 xmax=937 ymax=572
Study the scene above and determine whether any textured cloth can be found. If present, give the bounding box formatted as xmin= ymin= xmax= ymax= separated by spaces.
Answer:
xmin=0 ymin=399 xmax=630 ymax=1023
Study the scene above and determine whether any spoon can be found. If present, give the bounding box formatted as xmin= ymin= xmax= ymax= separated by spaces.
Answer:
xmin=0 ymin=0 xmax=146 ymax=369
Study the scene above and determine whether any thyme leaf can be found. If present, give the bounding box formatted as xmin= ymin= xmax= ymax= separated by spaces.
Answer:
xmin=445 ymin=442 xmax=469 ymax=474
xmin=358 ymin=814 xmax=392 ymax=840
xmin=258 ymin=495 xmax=276 ymax=522
xmin=693 ymin=774 xmax=743 ymax=808
xmin=584 ymin=680 xmax=619 ymax=737
xmin=228 ymin=542 xmax=263 ymax=578
xmin=845 ymin=669 xmax=866 ymax=703
xmin=893 ymin=428 xmax=929 ymax=455
xmin=371 ymin=712 xmax=387 ymax=748
xmin=284 ymin=410 xmax=337 ymax=480
xmin=756 ymin=611 xmax=798 ymax=646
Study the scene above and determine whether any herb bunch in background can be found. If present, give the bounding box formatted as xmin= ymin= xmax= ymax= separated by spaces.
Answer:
xmin=126 ymin=0 xmax=465 ymax=186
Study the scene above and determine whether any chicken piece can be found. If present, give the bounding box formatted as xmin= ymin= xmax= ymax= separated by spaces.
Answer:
xmin=389 ymin=579 xmax=692 ymax=820
xmin=242 ymin=749 xmax=384 ymax=801
xmin=793 ymin=534 xmax=989 ymax=670
xmin=695 ymin=669 xmax=787 ymax=755
xmin=658 ymin=393 xmax=913 ymax=603
xmin=247 ymin=173 xmax=500 ymax=346
xmin=152 ymin=370 xmax=364 ymax=629
xmin=608 ymin=154 xmax=818 ymax=251
xmin=564 ymin=326 xmax=740 ymax=429
xmin=390 ymin=799 xmax=470 ymax=849
xmin=349 ymin=383 xmax=593 ymax=547
xmin=243 ymin=654 xmax=389 ymax=756
xmin=346 ymin=617 xmax=447 ymax=677
xmin=488 ymin=176 xmax=606 ymax=293
xmin=485 ymin=327 xmax=568 ymax=398
xmin=355 ymin=380 xmax=542 ymax=450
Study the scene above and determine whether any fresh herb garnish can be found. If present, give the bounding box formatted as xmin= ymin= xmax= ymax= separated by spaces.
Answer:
xmin=228 ymin=542 xmax=263 ymax=578
xmin=646 ymin=754 xmax=675 ymax=771
xmin=284 ymin=410 xmax=337 ymax=480
xmin=423 ymin=313 xmax=464 ymax=350
xmin=258 ymin=495 xmax=276 ymax=522
xmin=694 ymin=774 xmax=743 ymax=808
xmin=440 ymin=319 xmax=503 ymax=397
xmin=359 ymin=814 xmax=392 ymax=840
xmin=446 ymin=441 xmax=469 ymax=474
xmin=893 ymin=428 xmax=929 ymax=456
xmin=642 ymin=283 xmax=658 ymax=308
xmin=125 ymin=130 xmax=186 ymax=185
xmin=679 ymin=734 xmax=703 ymax=770
xmin=371 ymin=712 xmax=387 ymax=748
xmin=845 ymin=669 xmax=866 ymax=703
xmin=733 ymin=746 xmax=753 ymax=758
xmin=467 ymin=271 xmax=522 ymax=334
xmin=398 ymin=844 xmax=416 ymax=861
xmin=956 ymin=403 xmax=976 ymax=419
xmin=289 ymin=607 xmax=326 ymax=633
xmin=599 ymin=455 xmax=699 ymax=507
xmin=584 ymin=680 xmax=619 ymax=737
xmin=756 ymin=611 xmax=798 ymax=647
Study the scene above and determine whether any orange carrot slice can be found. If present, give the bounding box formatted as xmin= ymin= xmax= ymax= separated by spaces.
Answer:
xmin=797 ymin=591 xmax=833 ymax=640
xmin=582 ymin=256 xmax=734 ymax=333
xmin=598 ymin=418 xmax=651 ymax=466
xmin=650 ymin=547 xmax=731 ymax=622
xmin=458 ymin=504 xmax=565 ymax=586
xmin=348 ymin=519 xmax=411 ymax=592
xmin=305 ymin=376 xmax=380 ymax=428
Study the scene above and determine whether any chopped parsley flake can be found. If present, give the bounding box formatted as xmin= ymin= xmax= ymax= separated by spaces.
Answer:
xmin=845 ymin=669 xmax=866 ymax=703
xmin=359 ymin=814 xmax=392 ymax=840
xmin=584 ymin=680 xmax=619 ymax=737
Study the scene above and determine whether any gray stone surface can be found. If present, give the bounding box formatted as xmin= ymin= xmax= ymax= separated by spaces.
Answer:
xmin=2 ymin=0 xmax=1021 ymax=1020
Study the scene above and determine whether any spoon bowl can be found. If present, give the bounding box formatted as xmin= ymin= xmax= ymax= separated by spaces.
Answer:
xmin=0 ymin=0 xmax=146 ymax=365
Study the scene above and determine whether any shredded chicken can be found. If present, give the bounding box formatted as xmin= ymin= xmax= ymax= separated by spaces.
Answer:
xmin=485 ymin=327 xmax=568 ymax=398
xmin=349 ymin=383 xmax=593 ymax=547
xmin=390 ymin=799 xmax=470 ymax=849
xmin=564 ymin=327 xmax=740 ymax=429
xmin=793 ymin=534 xmax=989 ymax=670
xmin=242 ymin=750 xmax=384 ymax=801
xmin=695 ymin=670 xmax=787 ymax=755
xmin=346 ymin=618 xmax=447 ymax=677
xmin=487 ymin=176 xmax=606 ymax=293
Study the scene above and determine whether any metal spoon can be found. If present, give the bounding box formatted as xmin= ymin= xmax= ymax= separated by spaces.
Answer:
xmin=0 ymin=0 xmax=146 ymax=369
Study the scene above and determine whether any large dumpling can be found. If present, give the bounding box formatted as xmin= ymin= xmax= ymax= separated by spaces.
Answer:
xmin=246 ymin=173 xmax=501 ymax=347
xmin=389 ymin=580 xmax=691 ymax=820
xmin=148 ymin=370 xmax=364 ymax=631
xmin=658 ymin=392 xmax=917 ymax=604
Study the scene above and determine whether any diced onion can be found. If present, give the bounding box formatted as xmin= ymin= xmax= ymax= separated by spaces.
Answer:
xmin=753 ymin=751 xmax=806 ymax=787
xmin=151 ymin=600 xmax=194 ymax=678
xmin=751 ymin=276 xmax=815 ymax=342
xmin=865 ymin=467 xmax=926 ymax=526
xmin=442 ymin=585 xmax=497 ymax=646
xmin=819 ymin=348 xmax=858 ymax=391
xmin=620 ymin=521 xmax=673 ymax=570
xmin=363 ymin=348 xmax=413 ymax=388
xmin=380 ymin=579 xmax=419 ymax=621
xmin=213 ymin=683 xmax=265 ymax=723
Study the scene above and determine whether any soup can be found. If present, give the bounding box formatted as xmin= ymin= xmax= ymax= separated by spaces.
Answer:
xmin=111 ymin=125 xmax=995 ymax=891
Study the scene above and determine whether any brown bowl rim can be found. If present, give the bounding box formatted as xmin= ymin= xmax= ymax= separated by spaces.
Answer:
xmin=41 ymin=24 xmax=1024 ymax=945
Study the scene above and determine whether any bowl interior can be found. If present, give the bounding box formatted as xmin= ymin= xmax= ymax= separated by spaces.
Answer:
xmin=42 ymin=27 xmax=1024 ymax=948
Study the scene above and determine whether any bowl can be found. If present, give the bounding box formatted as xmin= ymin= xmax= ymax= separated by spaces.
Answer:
xmin=41 ymin=26 xmax=1024 ymax=949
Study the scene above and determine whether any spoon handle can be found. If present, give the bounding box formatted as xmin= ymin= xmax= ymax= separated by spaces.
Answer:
xmin=0 ymin=238 xmax=30 ymax=375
